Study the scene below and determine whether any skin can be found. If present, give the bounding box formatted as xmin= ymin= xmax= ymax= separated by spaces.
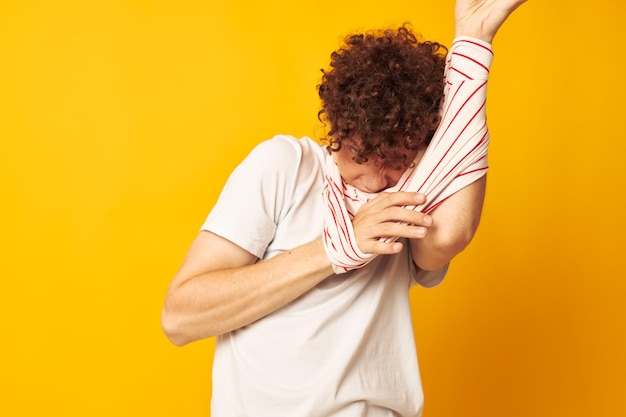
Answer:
xmin=162 ymin=0 xmax=527 ymax=346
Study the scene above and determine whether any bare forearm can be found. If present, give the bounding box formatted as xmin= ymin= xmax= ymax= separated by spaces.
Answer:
xmin=162 ymin=238 xmax=333 ymax=345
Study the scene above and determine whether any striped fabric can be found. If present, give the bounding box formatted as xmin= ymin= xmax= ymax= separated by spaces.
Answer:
xmin=322 ymin=36 xmax=494 ymax=274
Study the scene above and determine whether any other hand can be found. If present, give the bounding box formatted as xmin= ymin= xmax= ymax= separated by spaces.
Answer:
xmin=455 ymin=0 xmax=527 ymax=43
xmin=352 ymin=192 xmax=432 ymax=255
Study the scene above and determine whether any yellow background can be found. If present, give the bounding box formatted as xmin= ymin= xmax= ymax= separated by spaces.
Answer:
xmin=1 ymin=0 xmax=625 ymax=416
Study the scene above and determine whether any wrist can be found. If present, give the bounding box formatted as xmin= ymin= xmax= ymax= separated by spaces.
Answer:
xmin=455 ymin=25 xmax=494 ymax=44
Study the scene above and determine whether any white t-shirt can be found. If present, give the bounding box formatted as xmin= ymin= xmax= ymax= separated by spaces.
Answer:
xmin=202 ymin=135 xmax=447 ymax=417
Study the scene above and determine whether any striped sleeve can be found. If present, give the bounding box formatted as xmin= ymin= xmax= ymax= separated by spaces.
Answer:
xmin=397 ymin=36 xmax=493 ymax=216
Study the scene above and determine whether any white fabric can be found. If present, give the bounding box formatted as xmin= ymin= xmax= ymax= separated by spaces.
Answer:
xmin=204 ymin=135 xmax=325 ymax=261
xmin=202 ymin=135 xmax=446 ymax=417
xmin=323 ymin=36 xmax=494 ymax=274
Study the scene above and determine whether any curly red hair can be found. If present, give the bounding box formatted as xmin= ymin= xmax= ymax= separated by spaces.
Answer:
xmin=318 ymin=24 xmax=447 ymax=168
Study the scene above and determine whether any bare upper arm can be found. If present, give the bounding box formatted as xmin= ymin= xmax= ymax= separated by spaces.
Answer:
xmin=172 ymin=230 xmax=258 ymax=287
xmin=409 ymin=175 xmax=487 ymax=271
xmin=429 ymin=175 xmax=487 ymax=240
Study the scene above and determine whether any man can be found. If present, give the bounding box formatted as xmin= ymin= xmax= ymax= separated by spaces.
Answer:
xmin=162 ymin=0 xmax=526 ymax=415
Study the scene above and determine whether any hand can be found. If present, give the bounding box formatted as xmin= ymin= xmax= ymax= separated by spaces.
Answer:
xmin=455 ymin=0 xmax=527 ymax=43
xmin=351 ymin=192 xmax=432 ymax=255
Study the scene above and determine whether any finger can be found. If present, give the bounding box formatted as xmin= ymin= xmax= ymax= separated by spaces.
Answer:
xmin=368 ymin=221 xmax=429 ymax=240
xmin=374 ymin=206 xmax=432 ymax=227
xmin=365 ymin=191 xmax=426 ymax=211
xmin=360 ymin=240 xmax=404 ymax=256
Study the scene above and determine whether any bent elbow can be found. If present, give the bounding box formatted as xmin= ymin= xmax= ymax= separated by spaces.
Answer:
xmin=161 ymin=304 xmax=225 ymax=345
xmin=161 ymin=309 xmax=192 ymax=347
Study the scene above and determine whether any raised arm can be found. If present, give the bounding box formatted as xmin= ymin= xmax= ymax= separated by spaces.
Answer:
xmin=408 ymin=0 xmax=527 ymax=271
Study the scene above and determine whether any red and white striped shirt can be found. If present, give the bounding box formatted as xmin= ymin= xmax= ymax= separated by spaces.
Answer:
xmin=323 ymin=36 xmax=494 ymax=273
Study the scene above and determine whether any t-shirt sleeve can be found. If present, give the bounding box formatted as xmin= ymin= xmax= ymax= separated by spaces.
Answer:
xmin=414 ymin=264 xmax=449 ymax=288
xmin=201 ymin=136 xmax=300 ymax=259
xmin=408 ymin=251 xmax=449 ymax=288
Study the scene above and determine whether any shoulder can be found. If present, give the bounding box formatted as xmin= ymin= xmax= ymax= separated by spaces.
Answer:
xmin=249 ymin=134 xmax=323 ymax=163
xmin=242 ymin=135 xmax=325 ymax=182
xmin=203 ymin=135 xmax=326 ymax=259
